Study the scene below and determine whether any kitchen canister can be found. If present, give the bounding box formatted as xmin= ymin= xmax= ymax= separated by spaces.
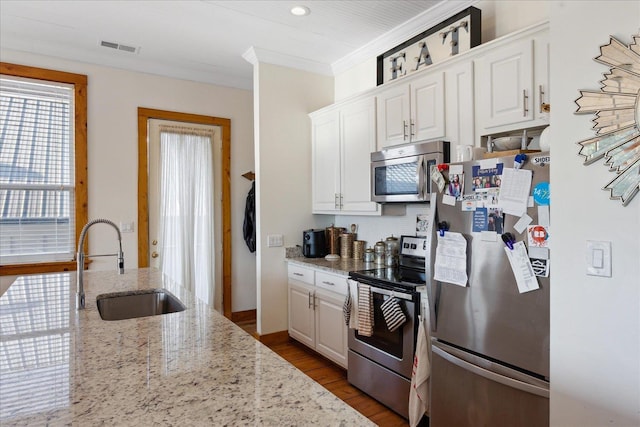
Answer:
xmin=353 ymin=240 xmax=365 ymax=260
xmin=340 ymin=232 xmax=355 ymax=259
xmin=326 ymin=225 xmax=345 ymax=255
xmin=363 ymin=248 xmax=374 ymax=263
xmin=374 ymin=240 xmax=386 ymax=265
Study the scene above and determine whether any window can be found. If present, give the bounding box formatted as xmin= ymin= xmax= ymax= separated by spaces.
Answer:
xmin=0 ymin=63 xmax=87 ymax=275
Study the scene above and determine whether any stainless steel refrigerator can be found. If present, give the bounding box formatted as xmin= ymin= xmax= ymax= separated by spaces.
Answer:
xmin=426 ymin=152 xmax=550 ymax=427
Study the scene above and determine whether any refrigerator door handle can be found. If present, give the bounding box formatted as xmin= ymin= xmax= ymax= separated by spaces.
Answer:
xmin=432 ymin=343 xmax=549 ymax=398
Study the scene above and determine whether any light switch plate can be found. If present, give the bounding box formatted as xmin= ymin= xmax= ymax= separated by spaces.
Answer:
xmin=120 ymin=221 xmax=135 ymax=233
xmin=586 ymin=240 xmax=611 ymax=277
xmin=267 ymin=234 xmax=283 ymax=247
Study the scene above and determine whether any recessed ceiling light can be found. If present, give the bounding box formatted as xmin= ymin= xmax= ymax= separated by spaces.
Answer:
xmin=290 ymin=5 xmax=310 ymax=16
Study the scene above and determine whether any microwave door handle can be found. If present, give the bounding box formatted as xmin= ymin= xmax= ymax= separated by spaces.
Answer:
xmin=418 ymin=157 xmax=426 ymax=197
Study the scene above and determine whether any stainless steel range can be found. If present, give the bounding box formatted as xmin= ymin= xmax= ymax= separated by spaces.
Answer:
xmin=347 ymin=235 xmax=427 ymax=419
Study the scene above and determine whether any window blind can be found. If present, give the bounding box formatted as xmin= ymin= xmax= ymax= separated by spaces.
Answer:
xmin=0 ymin=76 xmax=76 ymax=264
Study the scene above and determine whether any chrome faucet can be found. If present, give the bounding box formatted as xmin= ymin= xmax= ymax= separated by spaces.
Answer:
xmin=76 ymin=218 xmax=124 ymax=309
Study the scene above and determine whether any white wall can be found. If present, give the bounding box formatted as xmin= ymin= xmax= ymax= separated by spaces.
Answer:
xmin=252 ymin=62 xmax=334 ymax=335
xmin=549 ymin=2 xmax=640 ymax=425
xmin=0 ymin=49 xmax=257 ymax=313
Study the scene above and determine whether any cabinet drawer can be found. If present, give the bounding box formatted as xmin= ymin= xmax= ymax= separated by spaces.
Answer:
xmin=315 ymin=271 xmax=348 ymax=295
xmin=288 ymin=264 xmax=314 ymax=285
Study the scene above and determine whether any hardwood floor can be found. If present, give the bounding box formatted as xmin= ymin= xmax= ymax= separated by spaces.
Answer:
xmin=235 ymin=320 xmax=409 ymax=427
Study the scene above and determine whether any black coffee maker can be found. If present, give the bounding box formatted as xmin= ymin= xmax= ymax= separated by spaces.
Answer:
xmin=302 ymin=229 xmax=327 ymax=258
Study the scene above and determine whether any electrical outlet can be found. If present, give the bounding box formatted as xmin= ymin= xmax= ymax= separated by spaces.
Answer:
xmin=120 ymin=221 xmax=135 ymax=233
xmin=267 ymin=234 xmax=284 ymax=247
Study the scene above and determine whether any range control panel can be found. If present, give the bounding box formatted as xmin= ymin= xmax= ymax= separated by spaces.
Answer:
xmin=400 ymin=236 xmax=428 ymax=258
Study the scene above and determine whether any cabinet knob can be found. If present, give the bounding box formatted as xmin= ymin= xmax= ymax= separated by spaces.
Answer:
xmin=151 ymin=251 xmax=159 ymax=258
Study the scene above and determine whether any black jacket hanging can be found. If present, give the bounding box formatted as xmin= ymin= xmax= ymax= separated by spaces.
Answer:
xmin=243 ymin=181 xmax=256 ymax=253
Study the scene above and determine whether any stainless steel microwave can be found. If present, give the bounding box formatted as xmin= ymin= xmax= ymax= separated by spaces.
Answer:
xmin=371 ymin=140 xmax=450 ymax=203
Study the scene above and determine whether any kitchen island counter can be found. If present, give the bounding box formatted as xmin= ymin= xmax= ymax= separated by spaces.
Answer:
xmin=0 ymin=268 xmax=373 ymax=426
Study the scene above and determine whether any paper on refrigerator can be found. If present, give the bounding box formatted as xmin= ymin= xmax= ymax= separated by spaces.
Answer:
xmin=504 ymin=241 xmax=539 ymax=293
xmin=434 ymin=232 xmax=468 ymax=287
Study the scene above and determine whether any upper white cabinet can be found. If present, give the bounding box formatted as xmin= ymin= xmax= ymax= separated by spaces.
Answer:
xmin=475 ymin=24 xmax=550 ymax=135
xmin=444 ymin=61 xmax=475 ymax=147
xmin=311 ymin=97 xmax=379 ymax=215
xmin=376 ymin=72 xmax=445 ymax=149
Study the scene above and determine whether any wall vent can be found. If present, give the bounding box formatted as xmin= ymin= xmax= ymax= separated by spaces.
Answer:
xmin=99 ymin=40 xmax=139 ymax=54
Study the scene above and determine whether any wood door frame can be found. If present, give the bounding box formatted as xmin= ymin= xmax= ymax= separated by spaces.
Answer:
xmin=137 ymin=107 xmax=232 ymax=318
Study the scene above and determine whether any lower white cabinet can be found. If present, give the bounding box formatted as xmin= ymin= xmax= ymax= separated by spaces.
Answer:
xmin=288 ymin=265 xmax=348 ymax=368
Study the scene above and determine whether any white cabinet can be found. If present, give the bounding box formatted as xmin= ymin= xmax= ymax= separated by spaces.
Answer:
xmin=311 ymin=97 xmax=379 ymax=215
xmin=287 ymin=264 xmax=348 ymax=368
xmin=475 ymin=26 xmax=550 ymax=135
xmin=376 ymin=72 xmax=445 ymax=149
xmin=444 ymin=61 xmax=475 ymax=147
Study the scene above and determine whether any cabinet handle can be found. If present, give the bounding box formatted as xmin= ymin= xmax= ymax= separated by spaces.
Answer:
xmin=313 ymin=293 xmax=317 ymax=309
xmin=322 ymin=281 xmax=335 ymax=286
xmin=403 ymin=120 xmax=408 ymax=140
xmin=334 ymin=193 xmax=339 ymax=209
xmin=523 ymin=90 xmax=529 ymax=117
xmin=293 ymin=272 xmax=303 ymax=277
xmin=539 ymin=85 xmax=550 ymax=113
xmin=308 ymin=292 xmax=312 ymax=309
xmin=339 ymin=194 xmax=343 ymax=208
xmin=410 ymin=120 xmax=415 ymax=138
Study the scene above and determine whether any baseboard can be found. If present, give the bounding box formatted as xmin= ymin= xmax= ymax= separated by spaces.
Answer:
xmin=258 ymin=330 xmax=290 ymax=346
xmin=231 ymin=309 xmax=256 ymax=323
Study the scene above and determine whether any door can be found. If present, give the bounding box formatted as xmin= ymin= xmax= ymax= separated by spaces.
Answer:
xmin=411 ymin=72 xmax=445 ymax=142
xmin=137 ymin=108 xmax=232 ymax=317
xmin=288 ymin=281 xmax=315 ymax=348
xmin=376 ymin=84 xmax=410 ymax=149
xmin=311 ymin=109 xmax=340 ymax=213
xmin=148 ymin=119 xmax=222 ymax=309
xmin=314 ymin=288 xmax=348 ymax=367
xmin=431 ymin=342 xmax=549 ymax=427
xmin=340 ymin=97 xmax=378 ymax=213
xmin=476 ymin=38 xmax=534 ymax=129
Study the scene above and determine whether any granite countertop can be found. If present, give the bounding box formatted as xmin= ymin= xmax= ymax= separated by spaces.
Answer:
xmin=0 ymin=268 xmax=373 ymax=426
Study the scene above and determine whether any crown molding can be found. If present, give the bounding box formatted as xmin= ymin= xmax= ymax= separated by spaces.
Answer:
xmin=331 ymin=0 xmax=478 ymax=75
xmin=242 ymin=46 xmax=333 ymax=76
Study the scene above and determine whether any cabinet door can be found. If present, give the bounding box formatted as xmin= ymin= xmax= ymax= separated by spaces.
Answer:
xmin=311 ymin=110 xmax=340 ymax=213
xmin=445 ymin=61 xmax=475 ymax=147
xmin=376 ymin=84 xmax=410 ymax=149
xmin=533 ymin=32 xmax=550 ymax=122
xmin=476 ymin=38 xmax=534 ymax=130
xmin=314 ymin=288 xmax=348 ymax=368
xmin=288 ymin=281 xmax=315 ymax=348
xmin=340 ymin=98 xmax=378 ymax=213
xmin=410 ymin=72 xmax=445 ymax=142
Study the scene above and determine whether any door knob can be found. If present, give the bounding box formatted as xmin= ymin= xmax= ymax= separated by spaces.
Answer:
xmin=151 ymin=251 xmax=159 ymax=258
xmin=152 ymin=240 xmax=158 ymax=246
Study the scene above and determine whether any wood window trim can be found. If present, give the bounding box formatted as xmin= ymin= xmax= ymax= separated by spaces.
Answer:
xmin=0 ymin=62 xmax=88 ymax=276
xmin=137 ymin=107 xmax=232 ymax=319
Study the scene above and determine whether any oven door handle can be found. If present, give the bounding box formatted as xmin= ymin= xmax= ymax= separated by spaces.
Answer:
xmin=368 ymin=285 xmax=413 ymax=301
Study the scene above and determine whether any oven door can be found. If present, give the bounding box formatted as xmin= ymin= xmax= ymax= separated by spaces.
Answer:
xmin=348 ymin=283 xmax=418 ymax=378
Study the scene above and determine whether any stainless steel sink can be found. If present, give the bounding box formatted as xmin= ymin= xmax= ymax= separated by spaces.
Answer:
xmin=96 ymin=289 xmax=186 ymax=321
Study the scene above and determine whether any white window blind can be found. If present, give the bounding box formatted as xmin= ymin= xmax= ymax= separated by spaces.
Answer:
xmin=0 ymin=76 xmax=76 ymax=264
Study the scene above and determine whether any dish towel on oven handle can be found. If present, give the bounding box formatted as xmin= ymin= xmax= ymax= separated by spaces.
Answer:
xmin=380 ymin=296 xmax=406 ymax=332
xmin=357 ymin=283 xmax=373 ymax=336
xmin=409 ymin=315 xmax=431 ymax=427
xmin=343 ymin=281 xmax=352 ymax=326
xmin=348 ymin=280 xmax=359 ymax=330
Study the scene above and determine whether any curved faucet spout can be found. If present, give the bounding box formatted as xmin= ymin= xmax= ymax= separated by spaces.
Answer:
xmin=76 ymin=218 xmax=125 ymax=309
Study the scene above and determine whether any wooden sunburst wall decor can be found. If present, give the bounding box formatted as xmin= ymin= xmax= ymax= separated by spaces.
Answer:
xmin=574 ymin=34 xmax=640 ymax=206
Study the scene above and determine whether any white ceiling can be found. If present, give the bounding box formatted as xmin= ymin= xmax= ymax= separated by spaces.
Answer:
xmin=0 ymin=0 xmax=474 ymax=90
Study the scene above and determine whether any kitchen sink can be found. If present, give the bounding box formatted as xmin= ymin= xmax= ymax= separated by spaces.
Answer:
xmin=96 ymin=289 xmax=186 ymax=321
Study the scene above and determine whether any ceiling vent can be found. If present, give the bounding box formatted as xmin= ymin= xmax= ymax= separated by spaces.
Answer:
xmin=99 ymin=40 xmax=139 ymax=54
